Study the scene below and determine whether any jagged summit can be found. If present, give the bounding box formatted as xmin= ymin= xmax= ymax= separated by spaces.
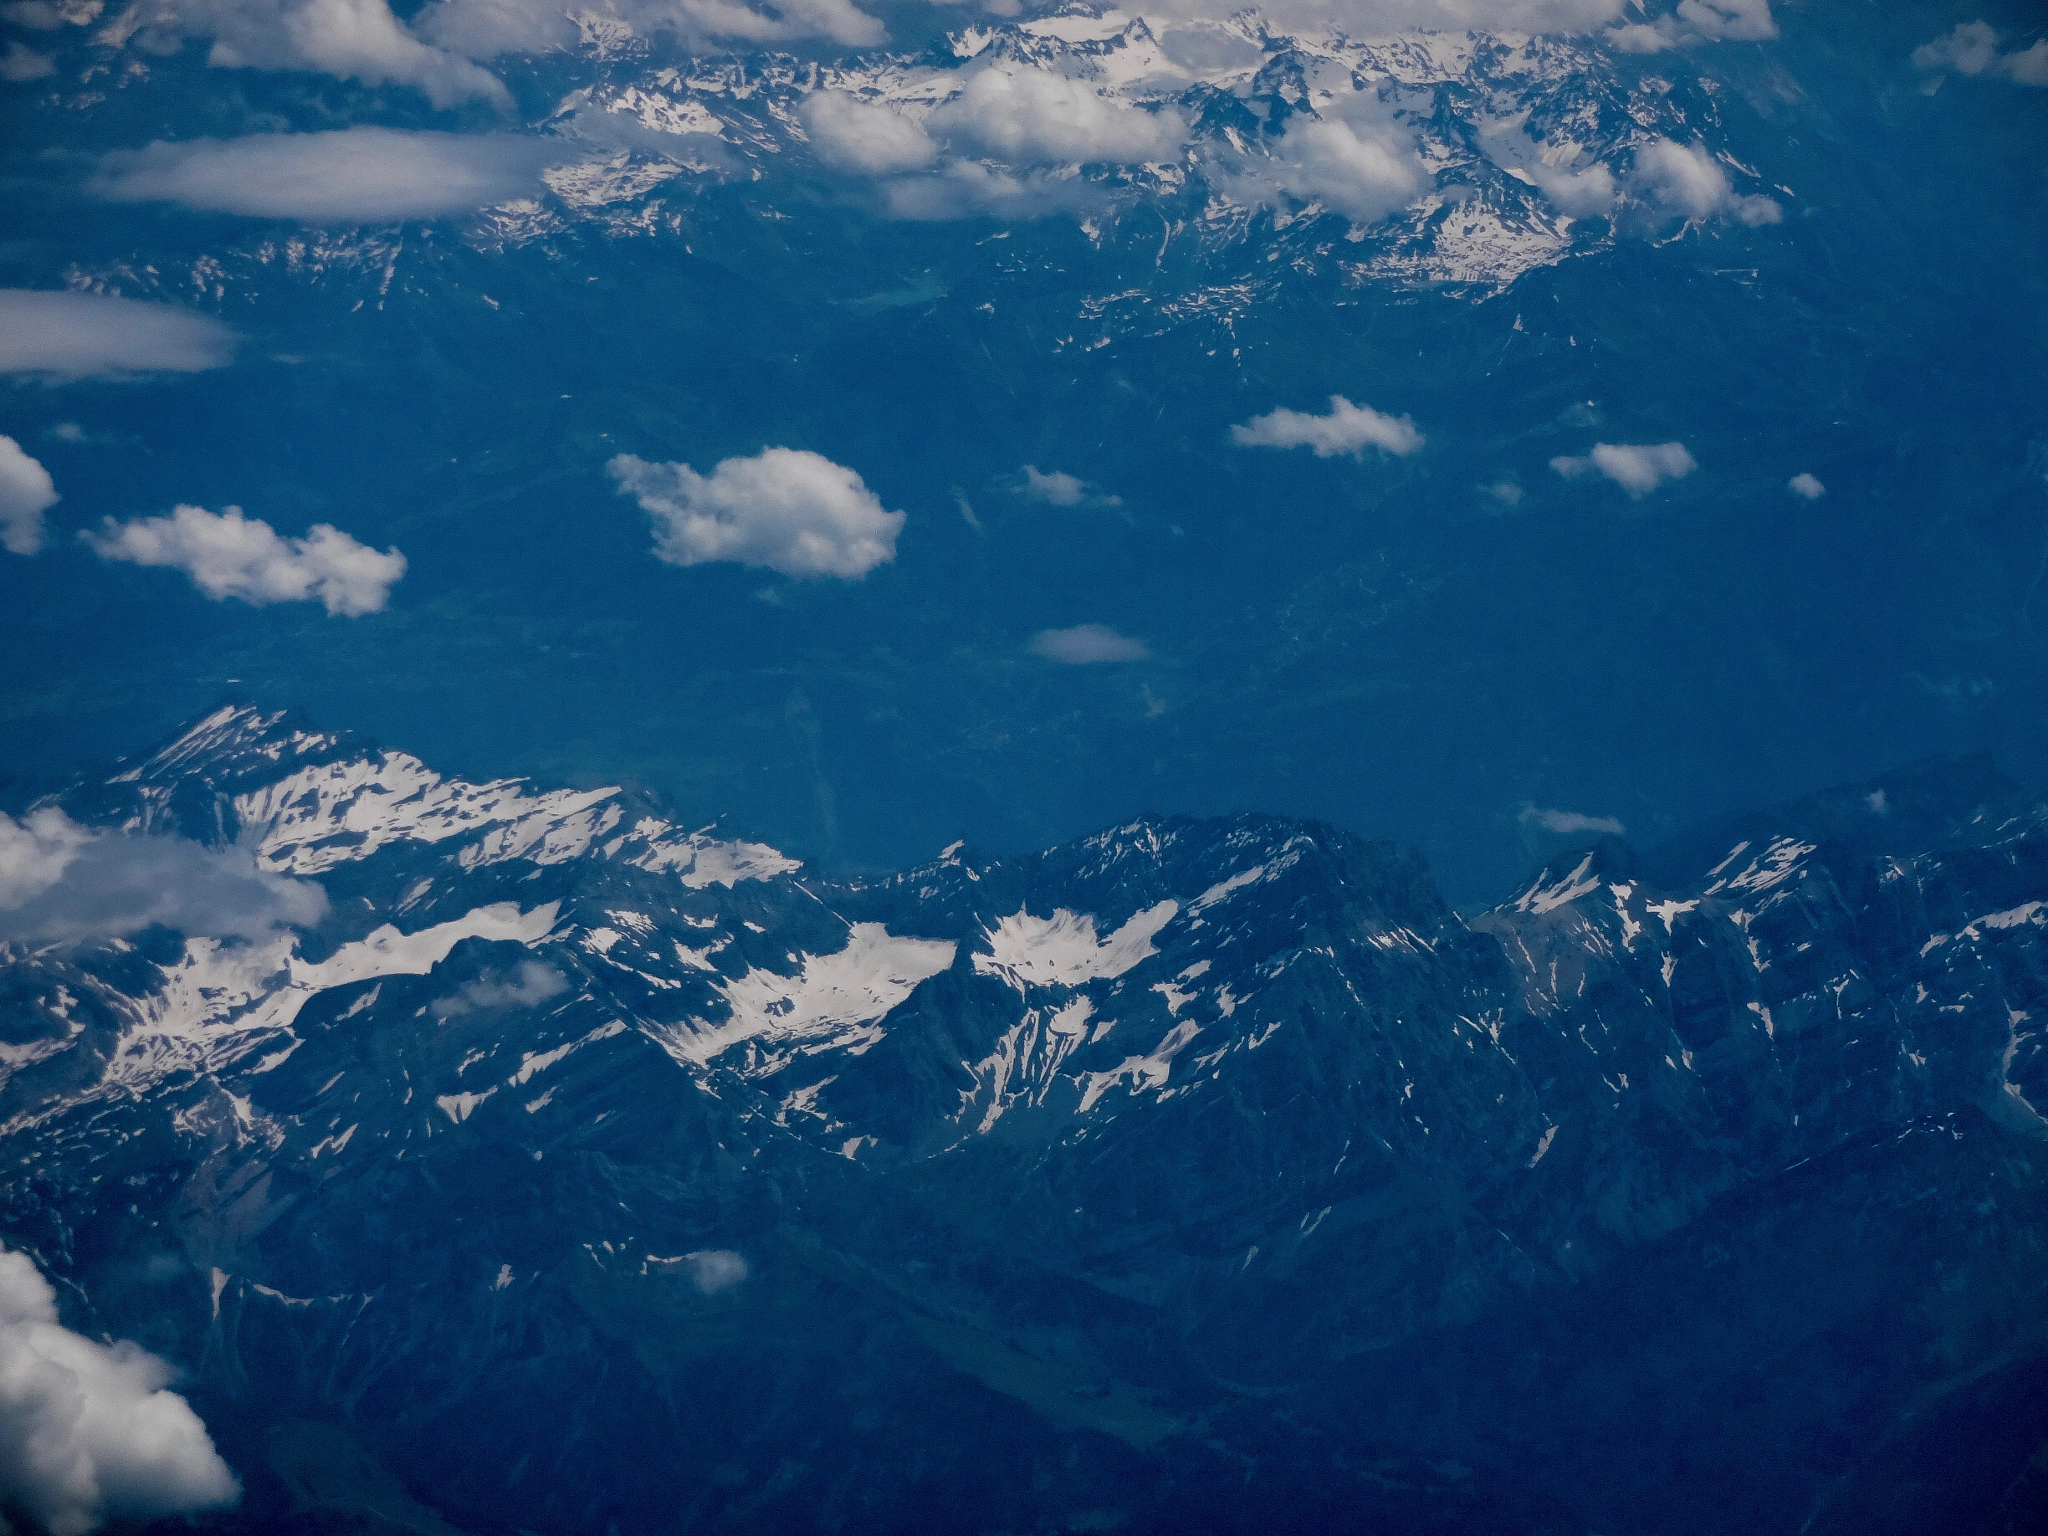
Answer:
xmin=58 ymin=701 xmax=802 ymax=886
xmin=1640 ymin=750 xmax=2042 ymax=887
xmin=1 ymin=710 xmax=2044 ymax=1535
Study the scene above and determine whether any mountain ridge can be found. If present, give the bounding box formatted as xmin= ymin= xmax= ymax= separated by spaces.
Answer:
xmin=1 ymin=702 xmax=2044 ymax=1535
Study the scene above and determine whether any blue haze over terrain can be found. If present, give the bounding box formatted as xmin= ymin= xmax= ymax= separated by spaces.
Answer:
xmin=2 ymin=1 xmax=2044 ymax=903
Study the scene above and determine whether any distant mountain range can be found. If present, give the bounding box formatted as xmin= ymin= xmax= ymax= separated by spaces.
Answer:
xmin=62 ymin=11 xmax=1762 ymax=312
xmin=2 ymin=704 xmax=2044 ymax=1535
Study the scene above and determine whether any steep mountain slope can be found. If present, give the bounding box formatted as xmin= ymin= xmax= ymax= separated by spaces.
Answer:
xmin=1 ymin=706 xmax=2044 ymax=1534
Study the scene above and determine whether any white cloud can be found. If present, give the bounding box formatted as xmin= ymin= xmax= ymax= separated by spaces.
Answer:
xmin=800 ymin=91 xmax=936 ymax=175
xmin=1604 ymin=20 xmax=1674 ymax=52
xmin=1021 ymin=466 xmax=1087 ymax=506
xmin=1230 ymin=395 xmax=1424 ymax=458
xmin=1551 ymin=441 xmax=1698 ymax=497
xmin=3 ymin=0 xmax=105 ymax=27
xmin=1029 ymin=624 xmax=1150 ymax=663
xmin=432 ymin=960 xmax=567 ymax=1021
xmin=812 ymin=64 xmax=1190 ymax=221
xmin=1788 ymin=472 xmax=1825 ymax=500
xmin=0 ymin=808 xmax=88 ymax=912
xmin=927 ymin=67 xmax=1187 ymax=166
xmin=882 ymin=159 xmax=1096 ymax=221
xmin=1144 ymin=0 xmax=1625 ymax=29
xmin=1913 ymin=21 xmax=2048 ymax=87
xmin=111 ymin=0 xmax=509 ymax=109
xmin=609 ymin=448 xmax=905 ymax=580
xmin=1484 ymin=124 xmax=1617 ymax=216
xmin=1018 ymin=466 xmax=1120 ymax=507
xmin=420 ymin=0 xmax=882 ymax=55
xmin=0 ymin=807 xmax=326 ymax=944
xmin=1602 ymin=0 xmax=1774 ymax=51
xmin=1482 ymin=480 xmax=1524 ymax=506
xmin=1629 ymin=138 xmax=1781 ymax=226
xmin=0 ymin=436 xmax=58 ymax=556
xmin=1234 ymin=109 xmax=1424 ymax=225
xmin=1520 ymin=805 xmax=1625 ymax=835
xmin=1490 ymin=118 xmax=1613 ymax=215
xmin=0 ymin=290 xmax=237 ymax=381
xmin=85 ymin=505 xmax=407 ymax=615
xmin=0 ymin=1247 xmax=239 ymax=1536
xmin=93 ymin=128 xmax=550 ymax=223
xmin=1523 ymin=157 xmax=1617 ymax=216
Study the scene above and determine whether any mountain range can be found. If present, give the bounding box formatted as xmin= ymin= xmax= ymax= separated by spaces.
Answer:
xmin=2 ymin=703 xmax=2044 ymax=1534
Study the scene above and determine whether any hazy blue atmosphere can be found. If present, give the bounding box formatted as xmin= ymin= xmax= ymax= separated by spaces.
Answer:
xmin=5 ymin=0 xmax=2044 ymax=902
xmin=1 ymin=3 xmax=2045 ymax=1534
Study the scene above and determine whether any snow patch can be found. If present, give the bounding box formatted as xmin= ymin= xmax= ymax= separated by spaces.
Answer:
xmin=658 ymin=923 xmax=955 ymax=1067
xmin=436 ymin=1088 xmax=495 ymax=1123
xmin=1076 ymin=1018 xmax=1203 ymax=1113
xmin=973 ymin=901 xmax=1177 ymax=989
xmin=1515 ymin=853 xmax=1601 ymax=915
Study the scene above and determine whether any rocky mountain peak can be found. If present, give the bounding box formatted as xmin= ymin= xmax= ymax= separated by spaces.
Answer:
xmin=2 ymin=709 xmax=2044 ymax=1535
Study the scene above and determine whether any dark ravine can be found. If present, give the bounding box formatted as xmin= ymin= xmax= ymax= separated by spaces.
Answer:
xmin=2 ymin=707 xmax=2044 ymax=1535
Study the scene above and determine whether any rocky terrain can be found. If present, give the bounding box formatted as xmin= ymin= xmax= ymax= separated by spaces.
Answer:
xmin=2 ymin=705 xmax=2044 ymax=1534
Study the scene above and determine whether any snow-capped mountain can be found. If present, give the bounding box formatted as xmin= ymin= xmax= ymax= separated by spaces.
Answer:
xmin=41 ymin=5 xmax=1787 ymax=316
xmin=524 ymin=11 xmax=1723 ymax=297
xmin=2 ymin=706 xmax=2043 ymax=1534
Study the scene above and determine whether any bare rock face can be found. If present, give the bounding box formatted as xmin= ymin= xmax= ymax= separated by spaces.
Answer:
xmin=3 ymin=708 xmax=2044 ymax=1536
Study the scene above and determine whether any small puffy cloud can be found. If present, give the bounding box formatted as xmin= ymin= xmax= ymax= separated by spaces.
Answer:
xmin=1520 ymin=805 xmax=1625 ymax=836
xmin=0 ymin=1246 xmax=240 ymax=1536
xmin=1524 ymin=158 xmax=1616 ymax=216
xmin=1484 ymin=125 xmax=1617 ymax=216
xmin=0 ymin=807 xmax=327 ymax=943
xmin=1629 ymin=138 xmax=1780 ymax=226
xmin=1482 ymin=480 xmax=1524 ymax=507
xmin=1606 ymin=21 xmax=1675 ymax=52
xmin=1029 ymin=624 xmax=1150 ymax=664
xmin=1018 ymin=466 xmax=1120 ymax=508
xmin=93 ymin=128 xmax=550 ymax=223
xmin=0 ymin=290 xmax=237 ymax=381
xmin=1913 ymin=21 xmax=2048 ymax=87
xmin=1022 ymin=467 xmax=1086 ymax=506
xmin=85 ymin=505 xmax=407 ymax=616
xmin=0 ymin=436 xmax=58 ymax=556
xmin=609 ymin=448 xmax=905 ymax=580
xmin=113 ymin=0 xmax=509 ymax=109
xmin=1230 ymin=395 xmax=1424 ymax=458
xmin=927 ymin=68 xmax=1187 ymax=165
xmin=432 ymin=960 xmax=567 ymax=1021
xmin=1236 ymin=110 xmax=1424 ymax=225
xmin=1788 ymin=472 xmax=1825 ymax=499
xmin=1603 ymin=0 xmax=1773 ymax=51
xmin=800 ymin=91 xmax=936 ymax=175
xmin=1551 ymin=441 xmax=1698 ymax=497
